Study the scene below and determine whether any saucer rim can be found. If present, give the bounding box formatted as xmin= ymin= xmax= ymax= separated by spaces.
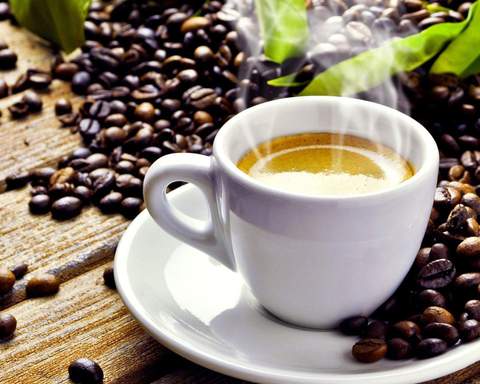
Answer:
xmin=114 ymin=184 xmax=480 ymax=384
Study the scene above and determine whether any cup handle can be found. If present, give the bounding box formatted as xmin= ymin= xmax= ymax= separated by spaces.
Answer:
xmin=144 ymin=153 xmax=235 ymax=271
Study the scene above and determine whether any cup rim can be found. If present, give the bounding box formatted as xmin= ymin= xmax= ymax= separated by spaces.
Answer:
xmin=213 ymin=96 xmax=439 ymax=202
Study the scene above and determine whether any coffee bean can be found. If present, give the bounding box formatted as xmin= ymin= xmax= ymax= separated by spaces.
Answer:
xmin=26 ymin=273 xmax=60 ymax=297
xmin=29 ymin=194 xmax=51 ymax=215
xmin=103 ymin=267 xmax=116 ymax=289
xmin=10 ymin=263 xmax=28 ymax=280
xmin=418 ymin=257 xmax=455 ymax=288
xmin=434 ymin=186 xmax=461 ymax=209
xmin=51 ymin=196 xmax=82 ymax=220
xmin=55 ymin=98 xmax=73 ymax=116
xmin=120 ymin=197 xmax=142 ymax=218
xmin=98 ymin=192 xmax=123 ymax=214
xmin=389 ymin=321 xmax=421 ymax=343
xmin=8 ymin=101 xmax=29 ymax=119
xmin=417 ymin=289 xmax=446 ymax=309
xmin=386 ymin=338 xmax=412 ymax=360
xmin=0 ymin=48 xmax=17 ymax=69
xmin=462 ymin=193 xmax=480 ymax=215
xmin=93 ymin=171 xmax=115 ymax=199
xmin=465 ymin=300 xmax=480 ymax=321
xmin=22 ymin=91 xmax=43 ymax=112
xmin=446 ymin=204 xmax=469 ymax=233
xmin=429 ymin=243 xmax=449 ymax=260
xmin=28 ymin=71 xmax=52 ymax=90
xmin=339 ymin=316 xmax=368 ymax=336
xmin=54 ymin=62 xmax=79 ymax=80
xmin=457 ymin=237 xmax=480 ymax=259
xmin=72 ymin=71 xmax=92 ymax=94
xmin=134 ymin=102 xmax=155 ymax=122
xmin=423 ymin=306 xmax=455 ymax=325
xmin=73 ymin=186 xmax=93 ymax=202
xmin=68 ymin=358 xmax=104 ymax=384
xmin=181 ymin=17 xmax=211 ymax=33
xmin=0 ymin=268 xmax=15 ymax=295
xmin=417 ymin=338 xmax=447 ymax=359
xmin=352 ymin=338 xmax=387 ymax=363
xmin=365 ymin=320 xmax=387 ymax=339
xmin=0 ymin=313 xmax=16 ymax=339
xmin=50 ymin=167 xmax=75 ymax=186
xmin=6 ymin=171 xmax=30 ymax=190
xmin=423 ymin=323 xmax=459 ymax=346
xmin=458 ymin=319 xmax=480 ymax=342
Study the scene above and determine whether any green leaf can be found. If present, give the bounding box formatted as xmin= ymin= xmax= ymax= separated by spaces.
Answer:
xmin=299 ymin=5 xmax=475 ymax=96
xmin=267 ymin=72 xmax=309 ymax=87
xmin=254 ymin=0 xmax=309 ymax=63
xmin=10 ymin=0 xmax=91 ymax=53
xmin=430 ymin=1 xmax=480 ymax=77
xmin=424 ymin=2 xmax=453 ymax=13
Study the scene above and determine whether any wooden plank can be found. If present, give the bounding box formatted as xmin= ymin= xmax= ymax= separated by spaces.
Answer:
xmin=0 ymin=264 xmax=171 ymax=384
xmin=0 ymin=187 xmax=128 ymax=308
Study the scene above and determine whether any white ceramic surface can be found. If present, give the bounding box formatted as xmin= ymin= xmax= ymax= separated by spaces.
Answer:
xmin=143 ymin=96 xmax=439 ymax=328
xmin=115 ymin=184 xmax=480 ymax=384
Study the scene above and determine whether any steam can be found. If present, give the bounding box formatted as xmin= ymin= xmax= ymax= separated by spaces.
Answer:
xmin=221 ymin=0 xmax=418 ymax=166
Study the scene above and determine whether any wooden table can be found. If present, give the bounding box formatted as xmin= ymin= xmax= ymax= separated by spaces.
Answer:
xmin=0 ymin=21 xmax=479 ymax=384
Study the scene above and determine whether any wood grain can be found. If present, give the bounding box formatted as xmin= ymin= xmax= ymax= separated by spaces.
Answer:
xmin=0 ymin=16 xmax=477 ymax=384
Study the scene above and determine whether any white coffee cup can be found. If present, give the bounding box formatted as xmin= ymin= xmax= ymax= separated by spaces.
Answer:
xmin=144 ymin=96 xmax=439 ymax=329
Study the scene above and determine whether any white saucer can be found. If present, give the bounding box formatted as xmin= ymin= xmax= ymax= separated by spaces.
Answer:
xmin=115 ymin=184 xmax=480 ymax=384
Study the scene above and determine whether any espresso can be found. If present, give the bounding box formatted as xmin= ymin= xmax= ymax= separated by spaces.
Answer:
xmin=237 ymin=133 xmax=414 ymax=196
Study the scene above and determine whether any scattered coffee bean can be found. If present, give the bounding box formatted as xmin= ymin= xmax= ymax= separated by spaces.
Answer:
xmin=10 ymin=263 xmax=28 ymax=280
xmin=0 ymin=268 xmax=15 ymax=295
xmin=29 ymin=194 xmax=51 ymax=214
xmin=0 ymin=48 xmax=17 ymax=69
xmin=417 ymin=259 xmax=455 ymax=289
xmin=352 ymin=338 xmax=387 ymax=363
xmin=103 ymin=267 xmax=115 ymax=289
xmin=51 ymin=196 xmax=82 ymax=220
xmin=458 ymin=319 xmax=480 ymax=342
xmin=364 ymin=320 xmax=387 ymax=339
xmin=68 ymin=358 xmax=104 ymax=384
xmin=26 ymin=273 xmax=60 ymax=297
xmin=6 ymin=171 xmax=30 ymax=190
xmin=8 ymin=101 xmax=29 ymax=119
xmin=0 ymin=313 xmax=16 ymax=339
xmin=423 ymin=306 xmax=455 ymax=325
xmin=465 ymin=300 xmax=480 ymax=320
xmin=55 ymin=98 xmax=73 ymax=116
xmin=423 ymin=322 xmax=459 ymax=346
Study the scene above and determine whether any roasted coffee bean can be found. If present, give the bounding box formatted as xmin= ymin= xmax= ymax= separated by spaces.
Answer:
xmin=79 ymin=118 xmax=101 ymax=141
xmin=115 ymin=174 xmax=142 ymax=196
xmin=22 ymin=91 xmax=43 ymax=112
xmin=89 ymin=100 xmax=111 ymax=120
xmin=429 ymin=243 xmax=449 ymax=260
xmin=446 ymin=204 xmax=469 ymax=233
xmin=423 ymin=323 xmax=459 ymax=346
xmin=458 ymin=319 xmax=480 ymax=342
xmin=85 ymin=154 xmax=108 ymax=171
xmin=54 ymin=62 xmax=79 ymax=80
xmin=457 ymin=237 xmax=480 ymax=258
xmin=50 ymin=167 xmax=75 ymax=185
xmin=28 ymin=71 xmax=52 ymax=90
xmin=120 ymin=197 xmax=142 ymax=218
xmin=389 ymin=321 xmax=421 ymax=343
xmin=462 ymin=193 xmax=480 ymax=215
xmin=434 ymin=186 xmax=461 ymax=209
xmin=29 ymin=194 xmax=51 ymax=215
xmin=26 ymin=273 xmax=60 ymax=297
xmin=0 ymin=313 xmax=16 ymax=339
xmin=55 ymin=98 xmax=73 ymax=116
xmin=98 ymin=192 xmax=123 ymax=214
xmin=51 ymin=196 xmax=82 ymax=220
xmin=93 ymin=172 xmax=115 ymax=198
xmin=73 ymin=186 xmax=93 ymax=202
xmin=417 ymin=289 xmax=446 ymax=309
xmin=0 ymin=48 xmax=17 ymax=69
xmin=8 ymin=101 xmax=29 ymax=118
xmin=103 ymin=267 xmax=116 ymax=289
xmin=386 ymin=338 xmax=412 ymax=360
xmin=465 ymin=300 xmax=480 ymax=320
xmin=417 ymin=338 xmax=447 ymax=359
xmin=339 ymin=316 xmax=368 ymax=336
xmin=72 ymin=71 xmax=92 ymax=94
xmin=423 ymin=306 xmax=455 ymax=325
xmin=352 ymin=338 xmax=387 ymax=363
xmin=6 ymin=171 xmax=30 ymax=190
xmin=10 ymin=263 xmax=28 ymax=279
xmin=0 ymin=268 xmax=15 ymax=295
xmin=0 ymin=78 xmax=8 ymax=98
xmin=68 ymin=358 xmax=104 ymax=384
xmin=417 ymin=259 xmax=455 ymax=289
xmin=134 ymin=102 xmax=155 ymax=122
xmin=365 ymin=320 xmax=387 ymax=339
xmin=115 ymin=160 xmax=135 ymax=174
